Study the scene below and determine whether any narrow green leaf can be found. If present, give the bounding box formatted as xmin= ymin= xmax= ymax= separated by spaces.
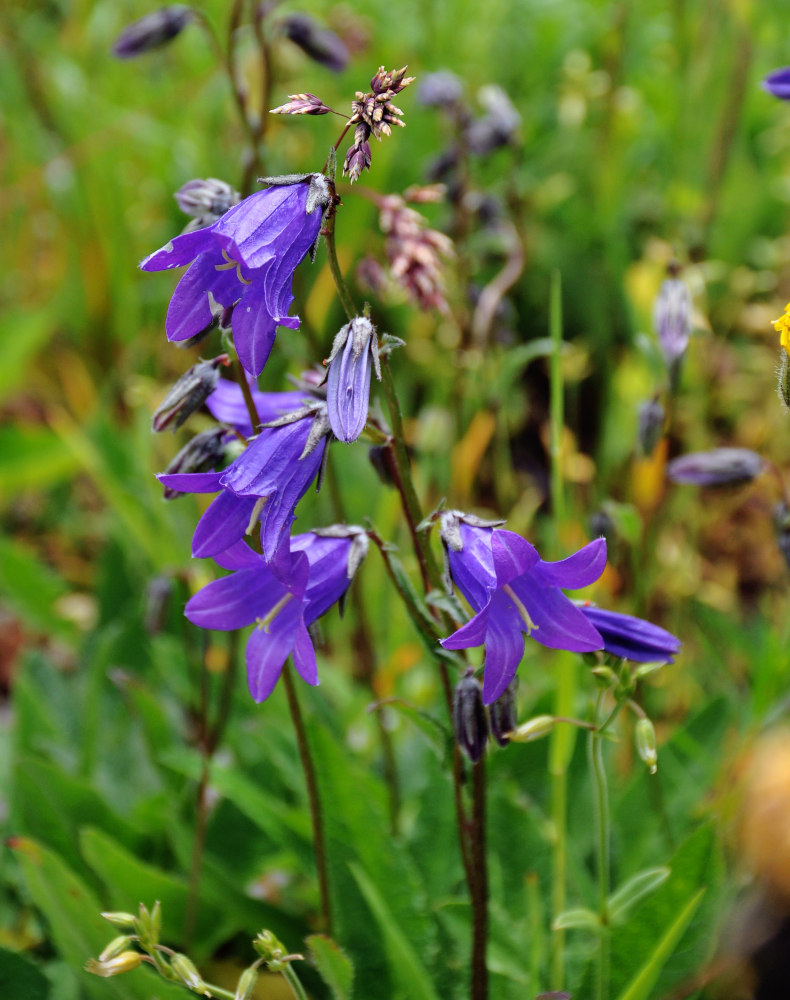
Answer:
xmin=608 ymin=867 xmax=671 ymax=923
xmin=0 ymin=538 xmax=76 ymax=640
xmin=306 ymin=934 xmax=354 ymax=1000
xmin=348 ymin=863 xmax=441 ymax=1000
xmin=0 ymin=426 xmax=78 ymax=496
xmin=614 ymin=888 xmax=706 ymax=1000
xmin=552 ymin=907 xmax=602 ymax=932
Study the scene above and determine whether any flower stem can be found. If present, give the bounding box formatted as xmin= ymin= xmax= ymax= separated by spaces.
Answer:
xmin=549 ymin=269 xmax=565 ymax=539
xmin=549 ymin=654 xmax=576 ymax=990
xmin=233 ymin=357 xmax=261 ymax=431
xmin=282 ymin=661 xmax=333 ymax=936
xmin=471 ymin=759 xmax=489 ymax=1000
xmin=588 ymin=694 xmax=611 ymax=1000
xmin=282 ymin=963 xmax=309 ymax=1000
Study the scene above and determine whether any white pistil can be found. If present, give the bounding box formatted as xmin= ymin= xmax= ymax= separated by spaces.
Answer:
xmin=502 ymin=583 xmax=539 ymax=635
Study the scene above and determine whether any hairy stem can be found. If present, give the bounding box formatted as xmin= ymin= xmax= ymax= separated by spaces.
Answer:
xmin=282 ymin=662 xmax=332 ymax=936
xmin=282 ymin=963 xmax=310 ymax=1000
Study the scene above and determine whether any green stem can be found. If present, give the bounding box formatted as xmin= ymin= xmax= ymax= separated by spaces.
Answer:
xmin=282 ymin=662 xmax=333 ymax=936
xmin=281 ymin=963 xmax=309 ymax=1000
xmin=588 ymin=700 xmax=611 ymax=1000
xmin=549 ymin=270 xmax=565 ymax=538
xmin=322 ymin=205 xmax=357 ymax=320
xmin=549 ymin=655 xmax=576 ymax=989
xmin=233 ymin=358 xmax=261 ymax=432
xmin=470 ymin=759 xmax=489 ymax=1000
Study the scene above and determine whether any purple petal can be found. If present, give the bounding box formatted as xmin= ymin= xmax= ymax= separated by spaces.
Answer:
xmin=212 ymin=539 xmax=264 ymax=571
xmin=244 ymin=597 xmax=303 ymax=702
xmin=192 ymin=490 xmax=259 ymax=558
xmin=185 ymin=567 xmax=283 ymax=631
xmin=764 ymin=67 xmax=790 ymax=100
xmin=534 ymin=538 xmax=607 ymax=590
xmin=509 ymin=578 xmax=603 ymax=653
xmin=579 ymin=606 xmax=681 ymax=663
xmin=292 ymin=619 xmax=318 ymax=685
xmin=491 ymin=531 xmax=540 ymax=586
xmin=140 ymin=227 xmax=214 ymax=271
xmin=206 ymin=377 xmax=308 ymax=436
xmin=440 ymin=607 xmax=490 ymax=651
xmin=447 ymin=522 xmax=496 ymax=613
xmin=292 ymin=534 xmax=353 ymax=622
xmin=480 ymin=598 xmax=526 ymax=704
xmin=157 ymin=471 xmax=224 ymax=494
xmin=326 ymin=332 xmax=372 ymax=443
xmin=164 ymin=253 xmax=243 ymax=343
xmin=212 ymin=186 xmax=307 ymax=270
xmin=231 ymin=276 xmax=281 ymax=377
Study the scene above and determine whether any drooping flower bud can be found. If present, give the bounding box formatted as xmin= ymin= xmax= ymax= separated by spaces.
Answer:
xmin=175 ymin=178 xmax=240 ymax=224
xmin=508 ymin=715 xmax=556 ymax=743
xmin=635 ymin=717 xmax=658 ymax=774
xmin=653 ymin=269 xmax=692 ymax=366
xmin=325 ymin=317 xmax=380 ymax=443
xmin=112 ymin=6 xmax=193 ymax=58
xmin=637 ymin=398 xmax=665 ymax=456
xmin=152 ymin=355 xmax=229 ymax=432
xmin=162 ymin=429 xmax=229 ymax=498
xmin=98 ymin=937 xmax=135 ymax=962
xmin=453 ymin=669 xmax=488 ymax=763
xmin=667 ymin=448 xmax=764 ymax=487
xmin=235 ymin=967 xmax=259 ymax=1000
xmin=488 ymin=679 xmax=518 ymax=746
xmin=85 ymin=952 xmax=143 ymax=977
xmin=280 ymin=13 xmax=350 ymax=72
xmin=171 ymin=953 xmax=208 ymax=992
xmin=465 ymin=85 xmax=521 ymax=155
xmin=100 ymin=912 xmax=138 ymax=930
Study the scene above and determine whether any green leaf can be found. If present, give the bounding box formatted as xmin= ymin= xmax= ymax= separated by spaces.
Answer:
xmin=348 ymin=863 xmax=441 ymax=1000
xmin=306 ymin=934 xmax=354 ymax=1000
xmin=370 ymin=699 xmax=449 ymax=759
xmin=0 ymin=538 xmax=77 ymax=640
xmin=614 ymin=888 xmax=706 ymax=1000
xmin=0 ymin=946 xmax=49 ymax=1000
xmin=0 ymin=426 xmax=78 ymax=497
xmin=0 ymin=309 xmax=55 ymax=400
xmin=552 ymin=907 xmax=602 ymax=932
xmin=608 ymin=867 xmax=671 ymax=923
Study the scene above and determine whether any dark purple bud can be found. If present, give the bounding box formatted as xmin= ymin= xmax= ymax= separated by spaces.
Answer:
xmin=426 ymin=147 xmax=462 ymax=183
xmin=367 ymin=445 xmax=395 ymax=487
xmin=162 ymin=429 xmax=228 ymax=498
xmin=667 ymin=448 xmax=764 ymax=487
xmin=417 ymin=71 xmax=464 ymax=108
xmin=775 ymin=502 xmax=790 ymax=570
xmin=453 ymin=669 xmax=488 ymax=763
xmin=589 ymin=508 xmax=615 ymax=542
xmin=152 ymin=355 xmax=229 ymax=432
xmin=343 ymin=124 xmax=372 ymax=184
xmin=280 ymin=13 xmax=349 ymax=73
xmin=175 ymin=178 xmax=240 ymax=222
xmin=465 ymin=85 xmax=520 ymax=155
xmin=763 ymin=67 xmax=790 ymax=100
xmin=370 ymin=66 xmax=415 ymax=96
xmin=325 ymin=317 xmax=379 ymax=443
xmin=270 ymin=93 xmax=332 ymax=116
xmin=488 ymin=679 xmax=518 ymax=746
xmin=637 ymin=398 xmax=665 ymax=456
xmin=112 ymin=5 xmax=193 ymax=58
xmin=653 ymin=275 xmax=691 ymax=364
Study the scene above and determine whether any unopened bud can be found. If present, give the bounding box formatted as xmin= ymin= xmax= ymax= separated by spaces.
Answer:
xmin=417 ymin=71 xmax=464 ymax=108
xmin=667 ymin=448 xmax=764 ymax=487
xmin=171 ymin=953 xmax=207 ymax=992
xmin=112 ymin=6 xmax=192 ymax=59
xmin=152 ymin=355 xmax=229 ymax=432
xmin=234 ymin=967 xmax=259 ymax=1000
xmin=778 ymin=348 xmax=790 ymax=411
xmin=325 ymin=317 xmax=380 ymax=443
xmin=509 ymin=714 xmax=556 ymax=743
xmin=162 ymin=429 xmax=228 ymax=498
xmin=654 ymin=272 xmax=692 ymax=365
xmin=465 ymin=85 xmax=521 ymax=155
xmin=453 ymin=669 xmax=488 ymax=763
xmin=591 ymin=666 xmax=617 ymax=684
xmin=776 ymin=502 xmax=790 ymax=571
xmin=99 ymin=936 xmax=134 ymax=963
xmin=85 ymin=952 xmax=143 ymax=977
xmin=280 ymin=13 xmax=349 ymax=72
xmin=635 ymin=717 xmax=658 ymax=774
xmin=488 ymin=679 xmax=518 ymax=746
xmin=254 ymin=930 xmax=286 ymax=965
xmin=101 ymin=911 xmax=137 ymax=930
xmin=175 ymin=178 xmax=240 ymax=222
xmin=637 ymin=399 xmax=665 ymax=456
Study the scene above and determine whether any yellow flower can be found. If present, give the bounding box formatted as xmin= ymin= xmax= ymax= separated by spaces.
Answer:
xmin=773 ymin=302 xmax=790 ymax=354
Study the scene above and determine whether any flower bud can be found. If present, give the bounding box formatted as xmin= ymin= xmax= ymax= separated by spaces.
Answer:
xmin=453 ymin=669 xmax=488 ymax=763
xmin=667 ymin=448 xmax=764 ymax=487
xmin=635 ymin=717 xmax=658 ymax=774
xmin=171 ymin=953 xmax=207 ymax=992
xmin=99 ymin=937 xmax=134 ymax=963
xmin=779 ymin=348 xmax=790 ymax=411
xmin=100 ymin=911 xmax=138 ymax=930
xmin=653 ymin=272 xmax=692 ymax=365
xmin=775 ymin=502 xmax=790 ymax=571
xmin=325 ymin=317 xmax=380 ymax=443
xmin=152 ymin=355 xmax=229 ymax=432
xmin=280 ymin=13 xmax=349 ymax=72
xmin=764 ymin=68 xmax=790 ymax=100
xmin=488 ymin=679 xmax=518 ymax=746
xmin=235 ymin=967 xmax=259 ymax=1000
xmin=162 ymin=429 xmax=228 ymax=498
xmin=112 ymin=6 xmax=193 ymax=59
xmin=85 ymin=952 xmax=143 ymax=977
xmin=637 ymin=399 xmax=665 ymax=456
xmin=175 ymin=178 xmax=240 ymax=223
xmin=417 ymin=71 xmax=464 ymax=109
xmin=508 ymin=715 xmax=556 ymax=743
xmin=465 ymin=85 xmax=521 ymax=155
xmin=254 ymin=930 xmax=287 ymax=969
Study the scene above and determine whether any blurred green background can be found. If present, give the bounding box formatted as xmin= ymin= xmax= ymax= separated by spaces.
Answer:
xmin=3 ymin=0 xmax=790 ymax=997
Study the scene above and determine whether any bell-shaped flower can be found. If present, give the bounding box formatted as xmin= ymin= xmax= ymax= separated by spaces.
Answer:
xmin=325 ymin=316 xmax=381 ymax=443
xmin=205 ymin=375 xmax=312 ymax=437
xmin=578 ymin=606 xmax=681 ymax=664
xmin=185 ymin=529 xmax=365 ymax=701
xmin=439 ymin=510 xmax=505 ymax=612
xmin=141 ymin=175 xmax=332 ymax=376
xmin=440 ymin=530 xmax=606 ymax=704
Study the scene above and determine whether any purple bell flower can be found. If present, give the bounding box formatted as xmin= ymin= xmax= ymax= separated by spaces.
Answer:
xmin=439 ymin=510 xmax=505 ymax=612
xmin=578 ymin=606 xmax=681 ymax=663
xmin=763 ymin=68 xmax=790 ymax=100
xmin=653 ymin=276 xmax=692 ymax=365
xmin=185 ymin=530 xmax=364 ymax=701
xmin=667 ymin=447 xmax=764 ymax=487
xmin=325 ymin=317 xmax=381 ymax=443
xmin=141 ymin=176 xmax=332 ymax=376
xmin=441 ymin=530 xmax=606 ymax=704
xmin=206 ymin=375 xmax=311 ymax=437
